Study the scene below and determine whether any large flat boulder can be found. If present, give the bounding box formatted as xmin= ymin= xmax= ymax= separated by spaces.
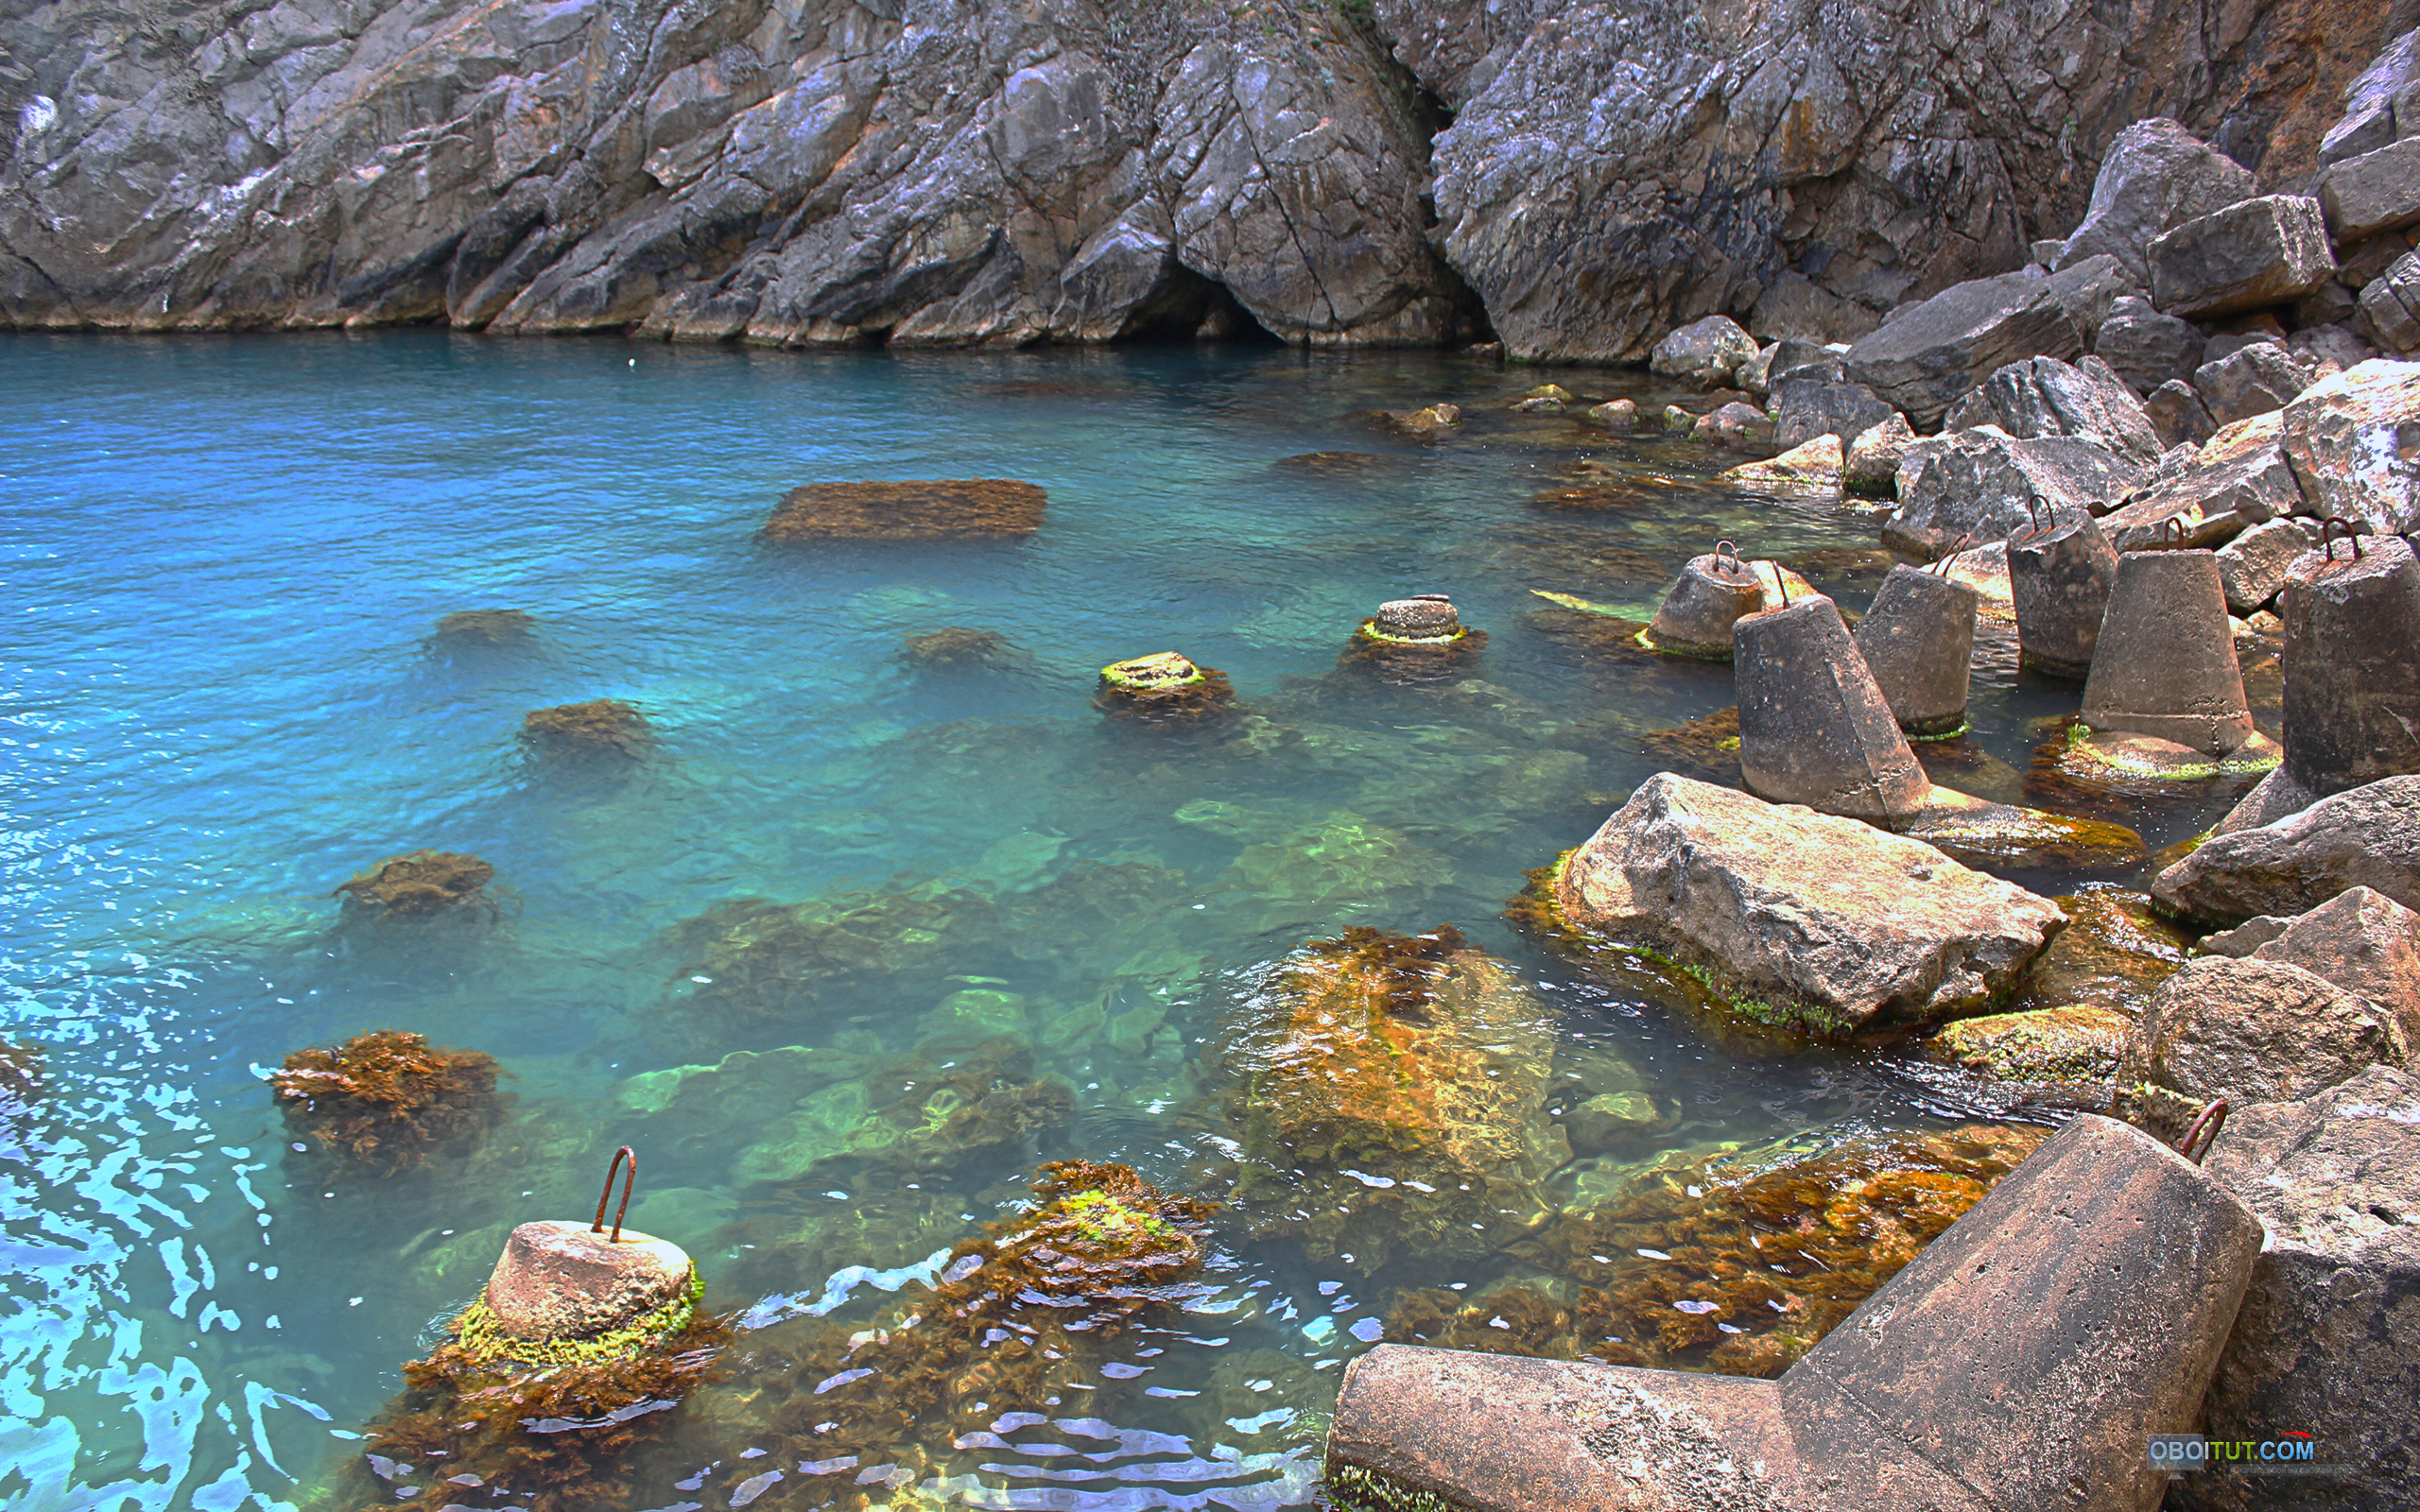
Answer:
xmin=2320 ymin=134 xmax=2420 ymax=242
xmin=2150 ymin=196 xmax=2337 ymax=318
xmin=2054 ymin=119 xmax=2256 ymax=284
xmin=2279 ymin=358 xmax=2420 ymax=534
xmin=2116 ymin=956 xmax=2410 ymax=1108
xmin=2098 ymin=411 xmax=2308 ymax=551
xmin=1845 ymin=274 xmax=2084 ymax=429
xmin=2214 ymin=516 xmax=2319 ymax=611
xmin=1550 ymin=773 xmax=2065 ymax=1037
xmin=2152 ymin=774 xmax=2420 ymax=922
xmin=1942 ymin=354 xmax=2165 ymax=464
xmin=2188 ymin=1067 xmax=2420 ymax=1510
xmin=1884 ymin=426 xmax=2146 ymax=557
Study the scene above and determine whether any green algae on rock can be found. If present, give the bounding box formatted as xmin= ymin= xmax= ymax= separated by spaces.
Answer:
xmin=1217 ymin=926 xmax=1567 ymax=1271
xmin=757 ymin=1162 xmax=1213 ymax=1493
xmin=1336 ymin=617 xmax=1487 ymax=685
xmin=2000 ymin=890 xmax=2192 ymax=1021
xmin=728 ymin=1040 xmax=1072 ymax=1186
xmin=270 ymin=1029 xmax=507 ymax=1175
xmin=1927 ymin=1006 xmax=2133 ymax=1090
xmin=1896 ymin=788 xmax=2149 ymax=872
xmin=336 ymin=849 xmax=499 ymax=918
xmin=1095 ymin=651 xmax=1239 ymax=723
xmin=2029 ymin=717 xmax=2283 ymax=799
xmin=761 ymin=479 xmax=1046 ymax=541
xmin=521 ymin=698 xmax=651 ymax=758
xmin=1390 ymin=1124 xmax=2048 ymax=1379
xmin=1218 ymin=813 xmax=1450 ymax=936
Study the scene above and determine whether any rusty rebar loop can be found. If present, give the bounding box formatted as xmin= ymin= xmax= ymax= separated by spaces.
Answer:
xmin=592 ymin=1145 xmax=636 ymax=1243
xmin=2320 ymin=517 xmax=2364 ymax=562
xmin=1714 ymin=539 xmax=1744 ymax=576
xmin=2175 ymin=1099 xmax=2230 ymax=1164
xmin=2161 ymin=516 xmax=2187 ymax=549
xmin=1930 ymin=533 xmax=1975 ymax=574
xmin=2022 ymin=497 xmax=2046 ymax=536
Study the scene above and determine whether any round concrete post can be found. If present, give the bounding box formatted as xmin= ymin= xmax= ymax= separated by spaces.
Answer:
xmin=1369 ymin=594 xmax=1460 ymax=639
xmin=2280 ymin=531 xmax=2420 ymax=796
xmin=1644 ymin=546 xmax=1766 ymax=659
xmin=483 ymin=1220 xmax=695 ymax=1344
xmin=2079 ymin=550 xmax=2256 ymax=754
xmin=1734 ymin=593 xmax=1930 ymax=823
xmin=1852 ymin=563 xmax=1980 ymax=737
xmin=2010 ymin=510 xmax=2119 ymax=679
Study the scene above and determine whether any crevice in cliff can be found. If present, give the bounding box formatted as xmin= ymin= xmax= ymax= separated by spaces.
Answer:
xmin=1115 ymin=266 xmax=1282 ymax=345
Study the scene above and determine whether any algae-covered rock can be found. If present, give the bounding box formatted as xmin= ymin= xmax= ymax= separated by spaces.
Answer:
xmin=761 ymin=479 xmax=1046 ymax=541
xmin=1927 ymin=1006 xmax=2133 ymax=1090
xmin=729 ymin=1040 xmax=1072 ymax=1186
xmin=1095 ymin=651 xmax=1239 ymax=724
xmin=1896 ymin=787 xmax=2149 ymax=872
xmin=520 ymin=698 xmax=650 ymax=758
xmin=2000 ymin=889 xmax=2192 ymax=1021
xmin=1218 ymin=813 xmax=1448 ymax=936
xmin=1391 ymin=1124 xmax=2048 ymax=1378
xmin=1374 ymin=404 xmax=1461 ymax=438
xmin=1636 ymin=705 xmax=1740 ymax=785
xmin=2029 ymin=720 xmax=2282 ymax=801
xmin=1219 ymin=927 xmax=1566 ymax=1271
xmin=270 ymin=1029 xmax=507 ymax=1176
xmin=429 ymin=609 xmax=536 ymax=648
xmin=902 ymin=627 xmax=1012 ymax=666
xmin=759 ymin=1162 xmax=1212 ymax=1479
xmin=664 ymin=878 xmax=1002 ymax=1029
xmin=336 ymin=850 xmax=499 ymax=919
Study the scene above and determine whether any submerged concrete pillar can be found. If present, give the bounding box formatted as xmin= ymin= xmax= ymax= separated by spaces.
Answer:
xmin=1644 ymin=546 xmax=1767 ymax=659
xmin=1734 ymin=593 xmax=1930 ymax=823
xmin=1328 ymin=1115 xmax=2261 ymax=1512
xmin=1853 ymin=563 xmax=1979 ymax=737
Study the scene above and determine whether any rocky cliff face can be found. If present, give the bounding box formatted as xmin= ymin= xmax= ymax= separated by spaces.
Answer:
xmin=3 ymin=0 xmax=2412 ymax=355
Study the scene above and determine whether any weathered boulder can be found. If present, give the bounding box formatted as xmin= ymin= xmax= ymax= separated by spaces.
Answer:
xmin=2152 ymin=774 xmax=2420 ymax=922
xmin=2041 ymin=254 xmax=2143 ymax=339
xmin=1581 ymin=398 xmax=1639 ymax=432
xmin=2278 ymin=359 xmax=2420 ymax=534
xmin=2117 ymin=956 xmax=2410 ymax=1108
xmin=1844 ymin=275 xmax=2084 ymax=429
xmin=2319 ymin=24 xmax=2420 ymax=166
xmin=1843 ymin=414 xmax=1916 ymax=494
xmin=2209 ymin=765 xmax=2325 ymax=837
xmin=2098 ymin=411 xmax=2308 ymax=551
xmin=2053 ymin=119 xmax=2256 ymax=284
xmin=2189 ymin=1066 xmax=2420 ymax=1511
xmin=2144 ymin=379 xmax=2219 ymax=449
xmin=2249 ymin=885 xmax=2420 ymax=1040
xmin=1550 ymin=773 xmax=2065 ymax=1037
xmin=1770 ymin=377 xmax=1896 ymax=450
xmin=1719 ymin=434 xmax=1843 ymax=493
xmin=1692 ymin=400 xmax=1774 ymax=448
xmin=2214 ymin=517 xmax=2320 ymax=611
xmin=2093 ymin=295 xmax=2207 ymax=395
xmin=2356 ymin=249 xmax=2420 ymax=352
xmin=2320 ymin=134 xmax=2420 ymax=242
xmin=2150 ymin=195 xmax=2338 ymax=318
xmin=1884 ymin=426 xmax=2146 ymax=557
xmin=1765 ymin=338 xmax=1847 ymax=387
xmin=2192 ymin=341 xmax=2316 ymax=426
xmin=1942 ymin=354 xmax=2165 ymax=464
xmin=1650 ymin=315 xmax=1757 ymax=387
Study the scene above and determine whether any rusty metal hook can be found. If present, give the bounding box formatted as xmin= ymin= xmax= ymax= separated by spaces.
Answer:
xmin=2022 ymin=497 xmax=2045 ymax=535
xmin=2320 ymin=517 xmax=2364 ymax=562
xmin=592 ymin=1145 xmax=636 ymax=1244
xmin=1714 ymin=539 xmax=1744 ymax=576
xmin=1775 ymin=564 xmax=1791 ymax=607
xmin=2160 ymin=516 xmax=2188 ymax=550
xmin=2175 ymin=1099 xmax=2230 ymax=1164
xmin=1930 ymin=533 xmax=1974 ymax=575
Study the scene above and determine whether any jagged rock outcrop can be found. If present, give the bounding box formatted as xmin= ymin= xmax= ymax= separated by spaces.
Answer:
xmin=4 ymin=0 xmax=2414 ymax=351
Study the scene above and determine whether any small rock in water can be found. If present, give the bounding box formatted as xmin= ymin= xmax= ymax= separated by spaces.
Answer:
xmin=762 ymin=479 xmax=1047 ymax=541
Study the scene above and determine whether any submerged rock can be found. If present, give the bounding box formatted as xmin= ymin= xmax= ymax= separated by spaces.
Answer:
xmin=901 ymin=627 xmax=1012 ymax=666
xmin=521 ymin=698 xmax=650 ymax=758
xmin=1375 ymin=404 xmax=1462 ymax=438
xmin=1392 ymin=1125 xmax=2048 ymax=1379
xmin=1218 ymin=814 xmax=1448 ymax=936
xmin=729 ymin=1040 xmax=1073 ymax=1185
xmin=664 ymin=878 xmax=1002 ymax=1029
xmin=1219 ymin=926 xmax=1565 ymax=1271
xmin=336 ymin=849 xmax=499 ymax=918
xmin=1094 ymin=651 xmax=1239 ymax=724
xmin=2000 ymin=890 xmax=2191 ymax=1021
xmin=270 ymin=1029 xmax=507 ymax=1176
xmin=761 ymin=480 xmax=1046 ymax=541
xmin=1338 ymin=595 xmax=1487 ymax=684
xmin=1927 ymin=1006 xmax=2133 ymax=1092
xmin=1535 ymin=774 xmax=2065 ymax=1039
xmin=429 ymin=609 xmax=536 ymax=648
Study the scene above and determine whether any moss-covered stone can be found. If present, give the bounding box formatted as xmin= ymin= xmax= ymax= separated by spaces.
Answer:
xmin=1095 ymin=651 xmax=1239 ymax=722
xmin=902 ymin=626 xmax=1011 ymax=665
xmin=1927 ymin=1006 xmax=2132 ymax=1086
xmin=453 ymin=1273 xmax=701 ymax=1369
xmin=336 ymin=850 xmax=498 ymax=918
xmin=520 ymin=698 xmax=649 ymax=758
xmin=761 ymin=479 xmax=1046 ymax=541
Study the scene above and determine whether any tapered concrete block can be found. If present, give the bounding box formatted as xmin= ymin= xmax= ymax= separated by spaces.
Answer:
xmin=2280 ymin=532 xmax=2420 ymax=796
xmin=484 ymin=1219 xmax=693 ymax=1342
xmin=2010 ymin=509 xmax=2121 ymax=678
xmin=2081 ymin=550 xmax=2256 ymax=754
xmin=1645 ymin=550 xmax=1767 ymax=659
xmin=1735 ymin=593 xmax=1930 ymax=823
xmin=1328 ymin=1117 xmax=2262 ymax=1512
xmin=1853 ymin=563 xmax=1980 ymax=737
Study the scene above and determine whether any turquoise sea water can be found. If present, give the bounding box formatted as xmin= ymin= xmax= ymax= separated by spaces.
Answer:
xmin=0 ymin=333 xmax=2247 ymax=1511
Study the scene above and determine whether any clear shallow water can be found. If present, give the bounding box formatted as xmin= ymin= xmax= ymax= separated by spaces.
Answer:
xmin=0 ymin=333 xmax=2248 ymax=1512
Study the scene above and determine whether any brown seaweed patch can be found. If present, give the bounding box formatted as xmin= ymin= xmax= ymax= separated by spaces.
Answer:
xmin=759 ymin=1163 xmax=1213 ymax=1490
xmin=1094 ymin=652 xmax=1239 ymax=724
xmin=338 ymin=1297 xmax=730 ymax=1512
xmin=1271 ymin=451 xmax=1396 ymax=477
xmin=270 ymin=1029 xmax=507 ymax=1175
xmin=901 ymin=627 xmax=1011 ymax=666
xmin=761 ymin=480 xmax=1046 ymax=541
xmin=1218 ymin=927 xmax=1567 ymax=1270
xmin=430 ymin=609 xmax=536 ymax=647
xmin=2000 ymin=890 xmax=2190 ymax=1021
xmin=666 ymin=878 xmax=1001 ymax=1028
xmin=1393 ymin=1125 xmax=2047 ymax=1378
xmin=1638 ymin=706 xmax=1740 ymax=784
xmin=336 ymin=850 xmax=498 ymax=918
xmin=521 ymin=699 xmax=651 ymax=758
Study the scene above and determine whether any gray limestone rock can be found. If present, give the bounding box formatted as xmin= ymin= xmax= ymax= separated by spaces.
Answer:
xmin=1769 ymin=376 xmax=1895 ymax=450
xmin=2357 ymin=249 xmax=2420 ymax=352
xmin=2321 ymin=134 xmax=2420 ymax=242
xmin=2099 ymin=411 xmax=2308 ymax=551
xmin=2117 ymin=956 xmax=2410 ymax=1108
xmin=2215 ymin=517 xmax=2321 ymax=612
xmin=1883 ymin=426 xmax=2146 ymax=558
xmin=2153 ymin=774 xmax=2420 ymax=923
xmin=2144 ymin=379 xmax=2219 ymax=449
xmin=2093 ymin=295 xmax=2207 ymax=396
xmin=1844 ymin=274 xmax=2085 ymax=429
xmin=2188 ymin=1067 xmax=2420 ymax=1510
xmin=1941 ymin=354 xmax=2164 ymax=464
xmin=2320 ymin=25 xmax=2420 ymax=166
xmin=1651 ymin=314 xmax=1759 ymax=387
xmin=2150 ymin=196 xmax=2338 ymax=319
xmin=2280 ymin=358 xmax=2420 ymax=535
xmin=2054 ymin=119 xmax=2256 ymax=284
xmin=2192 ymin=341 xmax=2317 ymax=427
xmin=2250 ymin=885 xmax=2420 ymax=1041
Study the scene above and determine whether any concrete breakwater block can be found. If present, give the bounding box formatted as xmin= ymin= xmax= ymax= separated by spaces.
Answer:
xmin=1852 ymin=562 xmax=1979 ymax=738
xmin=1734 ymin=593 xmax=1929 ymax=823
xmin=1644 ymin=549 xmax=1767 ymax=659
xmin=484 ymin=1219 xmax=695 ymax=1344
xmin=2281 ymin=532 xmax=2420 ymax=797
xmin=2081 ymin=549 xmax=2256 ymax=756
xmin=2009 ymin=509 xmax=2119 ymax=679
xmin=1327 ymin=1115 xmax=2261 ymax=1512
